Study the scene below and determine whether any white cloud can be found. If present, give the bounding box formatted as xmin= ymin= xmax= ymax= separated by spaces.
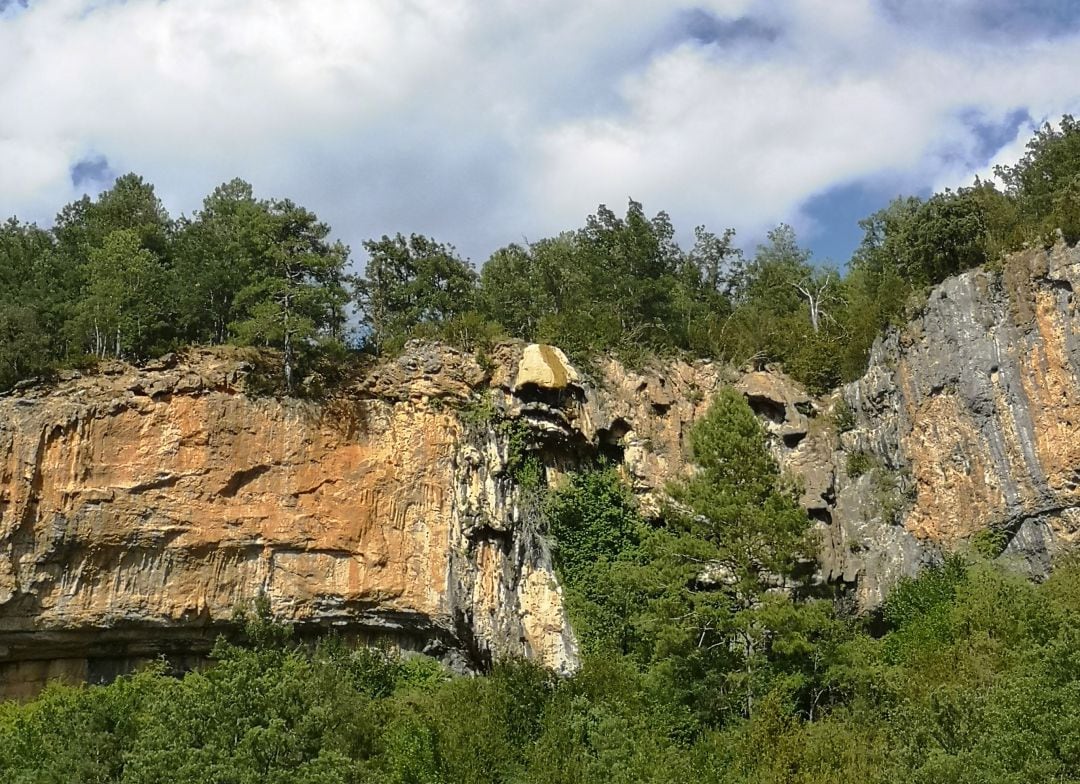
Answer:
xmin=1 ymin=0 xmax=1080 ymax=262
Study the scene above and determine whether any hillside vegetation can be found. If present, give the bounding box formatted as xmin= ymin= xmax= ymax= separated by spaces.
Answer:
xmin=3 ymin=117 xmax=1080 ymax=394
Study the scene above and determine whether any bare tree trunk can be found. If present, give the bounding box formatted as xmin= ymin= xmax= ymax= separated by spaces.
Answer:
xmin=793 ymin=275 xmax=836 ymax=333
xmin=744 ymin=630 xmax=754 ymax=718
xmin=283 ymin=288 xmax=292 ymax=391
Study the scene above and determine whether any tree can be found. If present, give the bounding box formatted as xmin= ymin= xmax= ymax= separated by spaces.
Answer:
xmin=740 ymin=224 xmax=813 ymax=309
xmin=53 ymin=173 xmax=172 ymax=261
xmin=792 ymin=268 xmax=842 ymax=333
xmin=0 ymin=305 xmax=50 ymax=389
xmin=479 ymin=242 xmax=558 ymax=340
xmin=357 ymin=233 xmax=477 ymax=352
xmin=718 ymin=224 xmax=848 ymax=391
xmin=0 ymin=219 xmax=55 ymax=387
xmin=997 ymin=114 xmax=1080 ymax=244
xmin=48 ymin=175 xmax=175 ymax=362
xmin=686 ymin=225 xmax=743 ymax=298
xmin=231 ymin=200 xmax=350 ymax=389
xmin=477 ymin=200 xmax=700 ymax=360
xmin=668 ymin=389 xmax=816 ymax=717
xmin=171 ymin=179 xmax=269 ymax=345
xmin=74 ymin=229 xmax=165 ymax=360
xmin=576 ymin=201 xmax=683 ymax=350
xmin=671 ymin=389 xmax=813 ymax=607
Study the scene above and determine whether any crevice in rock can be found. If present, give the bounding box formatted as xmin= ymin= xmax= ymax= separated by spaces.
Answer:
xmin=293 ymin=478 xmax=339 ymax=497
xmin=219 ymin=465 xmax=272 ymax=498
xmin=129 ymin=475 xmax=182 ymax=494
xmin=597 ymin=418 xmax=630 ymax=463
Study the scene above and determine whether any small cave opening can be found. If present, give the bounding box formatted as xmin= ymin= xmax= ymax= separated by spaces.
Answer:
xmin=597 ymin=417 xmax=631 ymax=464
xmin=1046 ymin=277 xmax=1074 ymax=295
xmin=745 ymin=394 xmax=786 ymax=425
xmin=782 ymin=430 xmax=807 ymax=449
xmin=514 ymin=382 xmax=585 ymax=409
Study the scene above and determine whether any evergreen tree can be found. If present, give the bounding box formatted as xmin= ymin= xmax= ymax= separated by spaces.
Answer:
xmin=669 ymin=389 xmax=816 ymax=717
xmin=231 ymin=199 xmax=350 ymax=389
xmin=357 ymin=233 xmax=477 ymax=352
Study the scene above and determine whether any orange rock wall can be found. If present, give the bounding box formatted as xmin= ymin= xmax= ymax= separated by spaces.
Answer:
xmin=0 ymin=348 xmax=579 ymax=698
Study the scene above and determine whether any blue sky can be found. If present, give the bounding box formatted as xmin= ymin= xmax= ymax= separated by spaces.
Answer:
xmin=1 ymin=1 xmax=1079 ymax=268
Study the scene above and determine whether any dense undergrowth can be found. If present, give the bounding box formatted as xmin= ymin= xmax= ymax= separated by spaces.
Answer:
xmin=5 ymin=392 xmax=1080 ymax=783
xmin=3 ymin=116 xmax=1080 ymax=394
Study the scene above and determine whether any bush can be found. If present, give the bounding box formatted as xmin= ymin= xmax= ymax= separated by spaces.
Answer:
xmin=845 ymin=450 xmax=876 ymax=478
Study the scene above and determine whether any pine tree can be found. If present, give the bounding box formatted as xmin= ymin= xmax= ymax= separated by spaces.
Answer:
xmin=669 ymin=388 xmax=815 ymax=716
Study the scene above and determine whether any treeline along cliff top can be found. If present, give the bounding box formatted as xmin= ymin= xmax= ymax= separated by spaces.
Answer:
xmin=3 ymin=115 xmax=1080 ymax=395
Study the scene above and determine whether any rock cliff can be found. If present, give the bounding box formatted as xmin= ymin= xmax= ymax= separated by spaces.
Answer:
xmin=831 ymin=241 xmax=1080 ymax=606
xmin=0 ymin=341 xmax=832 ymax=698
xmin=8 ymin=240 xmax=1080 ymax=699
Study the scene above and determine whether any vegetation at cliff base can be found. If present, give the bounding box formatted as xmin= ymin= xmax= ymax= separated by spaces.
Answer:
xmin=3 ymin=116 xmax=1080 ymax=394
xmin=6 ymin=393 xmax=1080 ymax=782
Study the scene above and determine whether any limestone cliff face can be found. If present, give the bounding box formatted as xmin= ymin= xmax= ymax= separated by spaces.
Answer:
xmin=832 ymin=242 xmax=1080 ymax=606
xmin=0 ymin=341 xmax=831 ymax=698
xmin=0 ymin=347 xmax=576 ymax=698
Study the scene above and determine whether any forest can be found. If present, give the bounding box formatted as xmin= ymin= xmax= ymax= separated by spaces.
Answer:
xmin=2 ymin=117 xmax=1079 ymax=395
xmin=2 ymin=118 xmax=1080 ymax=782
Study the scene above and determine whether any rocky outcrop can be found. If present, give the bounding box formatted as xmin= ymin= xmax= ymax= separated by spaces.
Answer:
xmin=0 ymin=347 xmax=576 ymax=698
xmin=31 ymin=247 xmax=1080 ymax=699
xmin=0 ymin=340 xmax=834 ymax=698
xmin=832 ymin=242 xmax=1080 ymax=606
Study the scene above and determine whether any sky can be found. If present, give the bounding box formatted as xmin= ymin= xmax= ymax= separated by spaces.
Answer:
xmin=2 ymin=0 xmax=1080 ymax=268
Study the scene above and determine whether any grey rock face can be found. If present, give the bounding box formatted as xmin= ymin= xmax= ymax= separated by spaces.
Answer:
xmin=830 ymin=242 xmax=1080 ymax=606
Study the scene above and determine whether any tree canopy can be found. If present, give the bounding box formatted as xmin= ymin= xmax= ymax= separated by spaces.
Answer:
xmin=2 ymin=116 xmax=1079 ymax=393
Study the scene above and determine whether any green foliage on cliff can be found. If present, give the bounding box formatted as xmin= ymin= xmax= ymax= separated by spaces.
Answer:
xmin=0 ymin=176 xmax=351 ymax=392
xmin=997 ymin=114 xmax=1080 ymax=245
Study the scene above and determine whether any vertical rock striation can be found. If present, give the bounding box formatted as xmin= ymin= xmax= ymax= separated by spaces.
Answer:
xmin=832 ymin=242 xmax=1080 ymax=605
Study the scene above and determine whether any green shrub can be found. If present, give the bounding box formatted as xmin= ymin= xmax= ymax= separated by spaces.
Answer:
xmin=846 ymin=450 xmax=876 ymax=478
xmin=832 ymin=398 xmax=856 ymax=433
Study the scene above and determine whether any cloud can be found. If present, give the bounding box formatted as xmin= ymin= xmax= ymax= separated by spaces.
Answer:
xmin=0 ymin=0 xmax=1079 ymax=265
